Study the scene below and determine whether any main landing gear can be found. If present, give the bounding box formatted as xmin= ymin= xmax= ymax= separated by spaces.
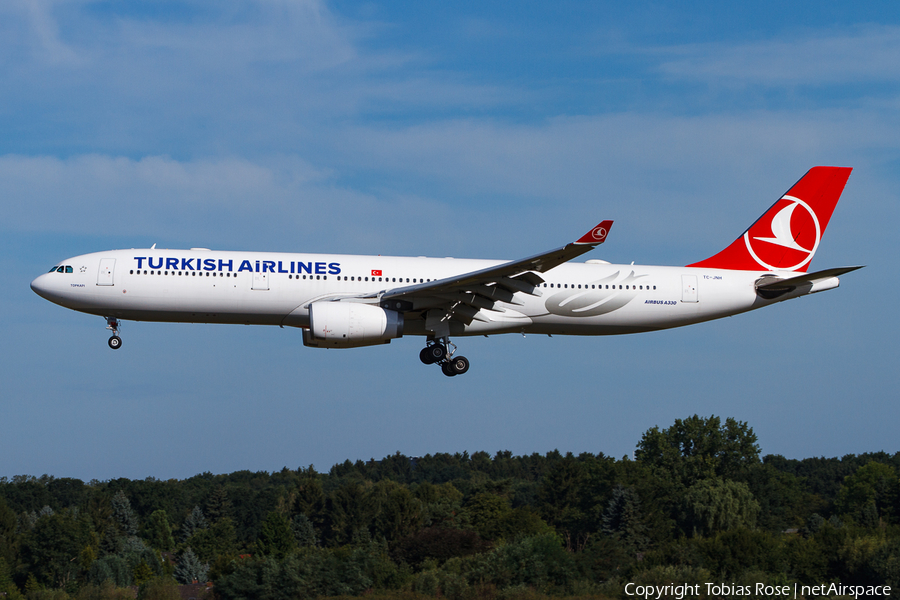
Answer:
xmin=419 ymin=338 xmax=469 ymax=377
xmin=106 ymin=317 xmax=122 ymax=350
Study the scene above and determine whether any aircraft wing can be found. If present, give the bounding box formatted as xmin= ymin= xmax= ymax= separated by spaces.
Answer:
xmin=367 ymin=220 xmax=613 ymax=325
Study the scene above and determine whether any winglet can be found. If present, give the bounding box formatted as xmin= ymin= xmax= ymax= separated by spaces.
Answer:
xmin=574 ymin=220 xmax=613 ymax=245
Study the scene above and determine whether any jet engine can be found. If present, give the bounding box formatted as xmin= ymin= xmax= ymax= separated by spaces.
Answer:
xmin=303 ymin=301 xmax=404 ymax=348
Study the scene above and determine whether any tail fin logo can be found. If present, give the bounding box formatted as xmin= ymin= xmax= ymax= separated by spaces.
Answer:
xmin=744 ymin=195 xmax=820 ymax=271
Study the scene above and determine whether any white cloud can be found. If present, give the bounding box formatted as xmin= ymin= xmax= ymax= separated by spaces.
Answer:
xmin=0 ymin=153 xmax=461 ymax=254
xmin=658 ymin=25 xmax=900 ymax=86
xmin=4 ymin=0 xmax=83 ymax=65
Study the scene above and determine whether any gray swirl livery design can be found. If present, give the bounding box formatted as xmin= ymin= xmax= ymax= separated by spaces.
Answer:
xmin=32 ymin=167 xmax=862 ymax=377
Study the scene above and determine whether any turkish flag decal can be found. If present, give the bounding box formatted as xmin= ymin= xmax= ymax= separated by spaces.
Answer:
xmin=371 ymin=270 xmax=382 ymax=276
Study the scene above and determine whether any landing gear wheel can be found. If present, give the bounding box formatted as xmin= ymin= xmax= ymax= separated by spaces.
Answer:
xmin=422 ymin=344 xmax=446 ymax=364
xmin=105 ymin=317 xmax=122 ymax=349
xmin=447 ymin=355 xmax=469 ymax=375
xmin=420 ymin=346 xmax=438 ymax=365
xmin=441 ymin=361 xmax=457 ymax=377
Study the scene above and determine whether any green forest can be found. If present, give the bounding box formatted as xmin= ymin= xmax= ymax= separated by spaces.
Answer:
xmin=0 ymin=415 xmax=898 ymax=600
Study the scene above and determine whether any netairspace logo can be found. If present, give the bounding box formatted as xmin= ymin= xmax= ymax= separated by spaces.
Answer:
xmin=624 ymin=582 xmax=892 ymax=599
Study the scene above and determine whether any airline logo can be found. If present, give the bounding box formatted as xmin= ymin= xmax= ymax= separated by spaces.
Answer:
xmin=743 ymin=195 xmax=820 ymax=272
xmin=575 ymin=220 xmax=614 ymax=245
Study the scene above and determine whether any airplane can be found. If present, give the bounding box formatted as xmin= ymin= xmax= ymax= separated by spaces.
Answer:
xmin=31 ymin=166 xmax=861 ymax=377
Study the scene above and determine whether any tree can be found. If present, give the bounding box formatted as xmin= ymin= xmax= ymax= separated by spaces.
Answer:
xmin=636 ymin=415 xmax=760 ymax=487
xmin=88 ymin=555 xmax=133 ymax=587
xmin=322 ymin=483 xmax=373 ymax=546
xmin=173 ymin=547 xmax=208 ymax=584
xmin=292 ymin=514 xmax=317 ymax=548
xmin=602 ymin=485 xmax=648 ymax=550
xmin=536 ymin=454 xmax=590 ymax=540
xmin=0 ymin=497 xmax=18 ymax=568
xmin=256 ymin=512 xmax=295 ymax=559
xmin=368 ymin=481 xmax=424 ymax=542
xmin=836 ymin=461 xmax=898 ymax=524
xmin=145 ymin=510 xmax=175 ymax=552
xmin=294 ymin=466 xmax=326 ymax=525
xmin=681 ymin=478 xmax=760 ymax=536
xmin=180 ymin=506 xmax=207 ymax=542
xmin=204 ymin=487 xmax=233 ymax=523
xmin=186 ymin=517 xmax=238 ymax=562
xmin=110 ymin=490 xmax=138 ymax=537
xmin=20 ymin=508 xmax=92 ymax=588
xmin=462 ymin=493 xmax=513 ymax=541
xmin=0 ymin=556 xmax=24 ymax=600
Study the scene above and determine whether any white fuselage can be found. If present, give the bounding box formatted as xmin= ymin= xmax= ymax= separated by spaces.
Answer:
xmin=31 ymin=248 xmax=837 ymax=338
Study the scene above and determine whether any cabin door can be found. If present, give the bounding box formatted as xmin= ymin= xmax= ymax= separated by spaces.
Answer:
xmin=98 ymin=258 xmax=116 ymax=286
xmin=252 ymin=271 xmax=269 ymax=290
xmin=681 ymin=275 xmax=698 ymax=302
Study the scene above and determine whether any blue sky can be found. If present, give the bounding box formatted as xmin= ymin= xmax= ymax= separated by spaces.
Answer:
xmin=2 ymin=0 xmax=898 ymax=481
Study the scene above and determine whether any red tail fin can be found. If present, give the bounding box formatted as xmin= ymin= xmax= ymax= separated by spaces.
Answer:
xmin=688 ymin=166 xmax=852 ymax=272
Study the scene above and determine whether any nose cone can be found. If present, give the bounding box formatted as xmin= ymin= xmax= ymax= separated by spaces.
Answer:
xmin=31 ymin=272 xmax=54 ymax=300
xmin=31 ymin=272 xmax=73 ymax=307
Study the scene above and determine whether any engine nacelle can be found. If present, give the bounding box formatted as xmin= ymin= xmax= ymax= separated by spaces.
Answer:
xmin=303 ymin=302 xmax=404 ymax=348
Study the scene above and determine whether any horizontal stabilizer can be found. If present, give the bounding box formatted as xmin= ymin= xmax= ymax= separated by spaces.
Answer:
xmin=755 ymin=265 xmax=864 ymax=291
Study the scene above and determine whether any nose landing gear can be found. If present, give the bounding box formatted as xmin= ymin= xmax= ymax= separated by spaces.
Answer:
xmin=106 ymin=317 xmax=122 ymax=350
xmin=420 ymin=338 xmax=469 ymax=377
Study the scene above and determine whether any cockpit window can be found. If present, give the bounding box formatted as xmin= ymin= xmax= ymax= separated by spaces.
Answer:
xmin=56 ymin=267 xmax=65 ymax=273
xmin=49 ymin=266 xmax=59 ymax=272
xmin=65 ymin=266 xmax=73 ymax=273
